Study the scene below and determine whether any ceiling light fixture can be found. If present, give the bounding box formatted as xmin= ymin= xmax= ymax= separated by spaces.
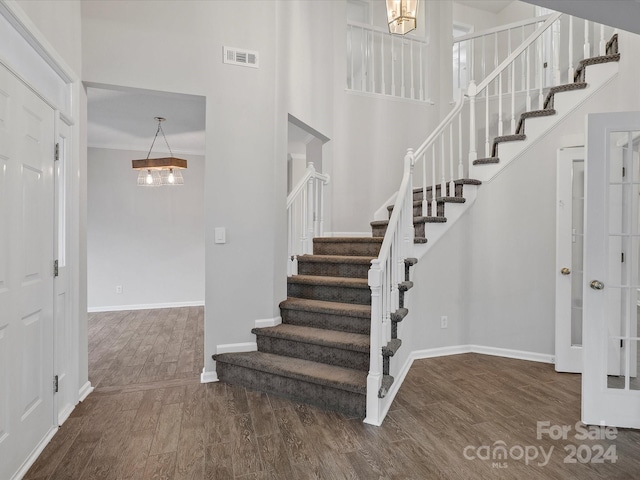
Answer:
xmin=386 ymin=0 xmax=418 ymax=35
xmin=132 ymin=117 xmax=186 ymax=186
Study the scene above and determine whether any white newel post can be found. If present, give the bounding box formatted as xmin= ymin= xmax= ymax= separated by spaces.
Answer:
xmin=306 ymin=163 xmax=315 ymax=254
xmin=365 ymin=260 xmax=383 ymax=425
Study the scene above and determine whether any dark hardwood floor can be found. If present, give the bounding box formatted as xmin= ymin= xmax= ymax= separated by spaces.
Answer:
xmin=25 ymin=307 xmax=640 ymax=479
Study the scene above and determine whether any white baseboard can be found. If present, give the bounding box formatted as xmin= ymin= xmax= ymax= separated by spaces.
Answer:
xmin=11 ymin=426 xmax=58 ymax=480
xmin=215 ymin=342 xmax=257 ymax=354
xmin=255 ymin=316 xmax=282 ymax=328
xmin=412 ymin=344 xmax=473 ymax=360
xmin=57 ymin=404 xmax=75 ymax=426
xmin=78 ymin=381 xmax=93 ymax=402
xmin=201 ymin=367 xmax=219 ymax=383
xmin=469 ymin=344 xmax=554 ymax=364
xmin=88 ymin=300 xmax=204 ymax=313
xmin=325 ymin=231 xmax=372 ymax=238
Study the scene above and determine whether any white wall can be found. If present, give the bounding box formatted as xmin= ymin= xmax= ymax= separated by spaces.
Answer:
xmin=87 ymin=148 xmax=205 ymax=310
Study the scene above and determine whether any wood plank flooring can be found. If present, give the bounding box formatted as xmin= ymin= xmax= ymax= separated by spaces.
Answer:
xmin=25 ymin=307 xmax=640 ymax=479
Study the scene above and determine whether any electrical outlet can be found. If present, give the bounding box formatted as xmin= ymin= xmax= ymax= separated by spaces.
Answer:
xmin=115 ymin=285 xmax=123 ymax=294
xmin=440 ymin=316 xmax=448 ymax=329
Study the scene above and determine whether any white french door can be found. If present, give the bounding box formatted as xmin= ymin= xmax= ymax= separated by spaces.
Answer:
xmin=556 ymin=147 xmax=585 ymax=373
xmin=583 ymin=112 xmax=640 ymax=428
xmin=0 ymin=62 xmax=56 ymax=478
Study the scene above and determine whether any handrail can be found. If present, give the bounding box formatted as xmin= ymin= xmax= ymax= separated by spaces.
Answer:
xmin=415 ymin=93 xmax=464 ymax=158
xmin=453 ymin=14 xmax=552 ymax=43
xmin=473 ymin=12 xmax=562 ymax=94
xmin=287 ymin=164 xmax=329 ymax=208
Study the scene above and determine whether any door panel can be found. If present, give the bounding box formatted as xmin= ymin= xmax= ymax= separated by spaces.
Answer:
xmin=0 ymin=62 xmax=55 ymax=480
xmin=583 ymin=112 xmax=640 ymax=429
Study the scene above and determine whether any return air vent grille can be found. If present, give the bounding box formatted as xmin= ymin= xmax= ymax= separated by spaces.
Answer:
xmin=223 ymin=46 xmax=259 ymax=68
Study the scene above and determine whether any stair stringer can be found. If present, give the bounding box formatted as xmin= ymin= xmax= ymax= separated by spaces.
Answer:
xmin=470 ymin=61 xmax=619 ymax=183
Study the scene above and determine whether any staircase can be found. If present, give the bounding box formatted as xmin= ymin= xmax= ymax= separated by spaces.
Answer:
xmin=214 ymin=18 xmax=622 ymax=422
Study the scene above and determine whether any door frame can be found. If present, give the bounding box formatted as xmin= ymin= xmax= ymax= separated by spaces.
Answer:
xmin=0 ymin=2 xmax=85 ymax=478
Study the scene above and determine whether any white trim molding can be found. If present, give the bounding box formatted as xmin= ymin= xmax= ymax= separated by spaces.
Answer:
xmin=88 ymin=300 xmax=204 ymax=313
xmin=255 ymin=316 xmax=282 ymax=328
xmin=78 ymin=381 xmax=94 ymax=402
xmin=200 ymin=367 xmax=219 ymax=384
xmin=215 ymin=342 xmax=257 ymax=354
xmin=10 ymin=426 xmax=58 ymax=480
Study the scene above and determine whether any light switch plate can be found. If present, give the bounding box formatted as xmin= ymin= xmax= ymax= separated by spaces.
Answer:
xmin=215 ymin=227 xmax=226 ymax=244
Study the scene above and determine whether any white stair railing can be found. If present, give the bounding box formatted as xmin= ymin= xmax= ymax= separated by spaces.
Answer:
xmin=347 ymin=20 xmax=430 ymax=102
xmin=365 ymin=11 xmax=618 ymax=425
xmin=287 ymin=163 xmax=330 ymax=276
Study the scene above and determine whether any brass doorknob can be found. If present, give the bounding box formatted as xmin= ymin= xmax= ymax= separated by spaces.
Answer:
xmin=561 ymin=267 xmax=571 ymax=275
xmin=590 ymin=280 xmax=604 ymax=290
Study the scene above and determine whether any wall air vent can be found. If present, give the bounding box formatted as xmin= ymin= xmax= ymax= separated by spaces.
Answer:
xmin=223 ymin=46 xmax=259 ymax=68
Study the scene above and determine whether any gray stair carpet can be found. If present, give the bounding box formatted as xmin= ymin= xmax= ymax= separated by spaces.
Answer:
xmin=475 ymin=33 xmax=620 ymax=169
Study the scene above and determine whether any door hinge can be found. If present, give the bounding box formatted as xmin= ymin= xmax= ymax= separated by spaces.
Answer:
xmin=621 ymin=339 xmax=624 ymax=348
xmin=622 ymin=252 xmax=625 ymax=263
xmin=54 ymin=259 xmax=59 ymax=277
xmin=622 ymin=166 xmax=626 ymax=177
xmin=53 ymin=375 xmax=59 ymax=393
xmin=54 ymin=143 xmax=60 ymax=161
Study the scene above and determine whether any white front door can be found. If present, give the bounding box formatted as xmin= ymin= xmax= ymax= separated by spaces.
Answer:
xmin=0 ymin=63 xmax=56 ymax=478
xmin=556 ymin=147 xmax=585 ymax=373
xmin=583 ymin=112 xmax=640 ymax=428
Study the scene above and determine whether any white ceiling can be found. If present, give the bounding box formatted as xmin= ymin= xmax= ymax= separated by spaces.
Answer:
xmin=87 ymin=86 xmax=206 ymax=156
xmin=455 ymin=0 xmax=515 ymax=14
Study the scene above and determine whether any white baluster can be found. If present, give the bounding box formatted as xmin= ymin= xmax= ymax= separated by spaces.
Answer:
xmin=482 ymin=36 xmax=486 ymax=80
xmin=371 ymin=30 xmax=376 ymax=93
xmin=421 ymin=152 xmax=427 ymax=216
xmin=361 ymin=27 xmax=366 ymax=91
xmin=301 ymin=186 xmax=307 ymax=254
xmin=457 ymin=112 xmax=464 ymax=179
xmin=485 ymin=87 xmax=490 ymax=157
xmin=494 ymin=33 xmax=498 ymax=95
xmin=584 ymin=19 xmax=591 ymax=59
xmin=469 ymin=38 xmax=475 ymax=82
xmin=410 ymin=40 xmax=415 ymax=99
xmin=401 ymin=38 xmax=405 ymax=97
xmin=468 ymin=81 xmax=477 ymax=162
xmin=456 ymin=43 xmax=461 ymax=90
xmin=287 ymin=206 xmax=292 ymax=276
xmin=498 ymin=72 xmax=503 ymax=136
xmin=599 ymin=24 xmax=606 ymax=55
xmin=538 ymin=36 xmax=544 ymax=109
xmin=419 ymin=43 xmax=424 ymax=101
xmin=553 ymin=20 xmax=561 ymax=85
xmin=520 ymin=26 xmax=525 ymax=92
xmin=510 ymin=62 xmax=516 ymax=132
xmin=391 ymin=36 xmax=396 ymax=96
xmin=431 ymin=144 xmax=436 ymax=216
xmin=349 ymin=25 xmax=353 ymax=89
xmin=568 ymin=16 xmax=574 ymax=82
xmin=381 ymin=33 xmax=386 ymax=95
xmin=440 ymin=134 xmax=446 ymax=199
xmin=526 ymin=46 xmax=531 ymax=111
xmin=307 ymin=173 xmax=314 ymax=254
xmin=318 ymin=180 xmax=325 ymax=237
xmin=449 ymin=124 xmax=455 ymax=196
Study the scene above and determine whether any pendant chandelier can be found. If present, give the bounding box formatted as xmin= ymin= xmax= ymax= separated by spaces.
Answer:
xmin=132 ymin=117 xmax=187 ymax=186
xmin=386 ymin=0 xmax=418 ymax=35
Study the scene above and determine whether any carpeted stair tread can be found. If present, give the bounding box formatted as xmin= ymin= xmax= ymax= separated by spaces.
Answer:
xmin=436 ymin=196 xmax=466 ymax=203
xmin=414 ymin=237 xmax=428 ymax=244
xmin=214 ymin=351 xmax=367 ymax=395
xmin=382 ymin=338 xmax=402 ymax=357
xmin=280 ymin=297 xmax=370 ymax=318
xmin=606 ymin=34 xmax=618 ymax=55
xmin=398 ymin=280 xmax=413 ymax=292
xmin=391 ymin=308 xmax=408 ymax=322
xmin=314 ymin=237 xmax=382 ymax=244
xmin=492 ymin=134 xmax=526 ymax=156
xmin=543 ymin=82 xmax=587 ymax=109
xmin=297 ymin=254 xmax=374 ymax=265
xmin=378 ymin=374 xmax=394 ymax=398
xmin=473 ymin=157 xmax=500 ymax=165
xmin=412 ymin=178 xmax=481 ymax=193
xmin=516 ymin=109 xmax=557 ymax=134
xmin=252 ymin=324 xmax=369 ymax=352
xmin=574 ymin=53 xmax=621 ymax=82
xmin=313 ymin=237 xmax=383 ymax=256
xmin=404 ymin=258 xmax=418 ymax=267
xmin=288 ymin=275 xmax=368 ymax=288
xmin=422 ymin=216 xmax=447 ymax=223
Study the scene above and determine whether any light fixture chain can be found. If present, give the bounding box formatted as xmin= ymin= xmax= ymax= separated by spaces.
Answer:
xmin=146 ymin=122 xmax=162 ymax=159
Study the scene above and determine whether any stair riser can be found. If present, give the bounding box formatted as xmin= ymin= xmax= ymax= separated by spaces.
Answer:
xmin=313 ymin=242 xmax=381 ymax=257
xmin=281 ymin=308 xmax=370 ymax=335
xmin=296 ymin=261 xmax=370 ymax=279
xmin=372 ymin=222 xmax=426 ymax=238
xmin=256 ymin=336 xmax=370 ymax=371
xmin=387 ymin=202 xmax=444 ymax=219
xmin=288 ymin=282 xmax=371 ymax=305
xmin=216 ymin=362 xmax=365 ymax=417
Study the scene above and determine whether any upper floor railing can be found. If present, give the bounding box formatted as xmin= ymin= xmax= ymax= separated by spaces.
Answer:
xmin=347 ymin=20 xmax=431 ymax=103
xmin=287 ymin=163 xmax=330 ymax=276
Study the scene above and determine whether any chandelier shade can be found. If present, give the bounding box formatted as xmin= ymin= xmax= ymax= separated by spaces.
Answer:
xmin=386 ymin=0 xmax=418 ymax=35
